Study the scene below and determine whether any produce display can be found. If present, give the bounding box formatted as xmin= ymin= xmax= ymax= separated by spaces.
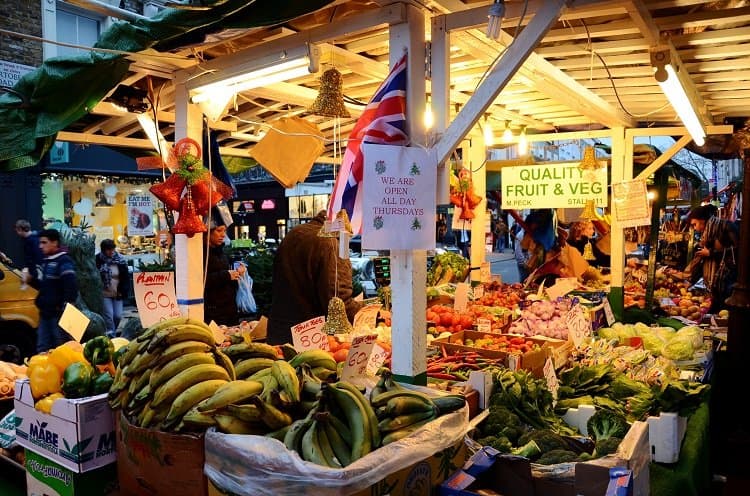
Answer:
xmin=507 ymin=297 xmax=574 ymax=339
xmin=27 ymin=337 xmax=120 ymax=413
xmin=427 ymin=252 xmax=469 ymax=286
xmin=0 ymin=360 xmax=26 ymax=398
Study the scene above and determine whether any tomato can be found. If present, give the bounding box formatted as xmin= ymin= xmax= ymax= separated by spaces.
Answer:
xmin=441 ymin=314 xmax=454 ymax=326
xmin=327 ymin=335 xmax=340 ymax=353
xmin=460 ymin=315 xmax=474 ymax=328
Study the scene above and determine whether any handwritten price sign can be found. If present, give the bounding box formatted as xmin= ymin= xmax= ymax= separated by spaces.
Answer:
xmin=565 ymin=303 xmax=592 ymax=348
xmin=291 ymin=316 xmax=329 ymax=352
xmin=342 ymin=334 xmax=378 ymax=382
xmin=365 ymin=342 xmax=389 ymax=376
xmin=133 ymin=272 xmax=180 ymax=328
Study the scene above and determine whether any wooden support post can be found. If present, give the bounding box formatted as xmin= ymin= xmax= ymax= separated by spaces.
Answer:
xmin=389 ymin=4 xmax=427 ymax=385
xmin=173 ymin=82 xmax=206 ymax=321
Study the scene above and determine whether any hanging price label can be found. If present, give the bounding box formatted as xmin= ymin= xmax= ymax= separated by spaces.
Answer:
xmin=353 ymin=304 xmax=382 ymax=333
xmin=565 ymin=304 xmax=591 ymax=348
xmin=365 ymin=342 xmax=389 ymax=376
xmin=476 ymin=318 xmax=492 ymax=333
xmin=291 ymin=316 xmax=329 ymax=352
xmin=507 ymin=353 xmax=520 ymax=371
xmin=602 ymin=298 xmax=616 ymax=326
xmin=473 ymin=284 xmax=485 ymax=300
xmin=342 ymin=334 xmax=378 ymax=382
xmin=454 ymin=282 xmax=470 ymax=312
xmin=543 ymin=357 xmax=559 ymax=401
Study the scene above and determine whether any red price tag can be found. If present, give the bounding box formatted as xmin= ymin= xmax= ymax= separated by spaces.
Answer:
xmin=342 ymin=334 xmax=377 ymax=382
xmin=291 ymin=316 xmax=329 ymax=352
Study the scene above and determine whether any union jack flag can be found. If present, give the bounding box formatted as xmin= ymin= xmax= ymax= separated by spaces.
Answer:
xmin=328 ymin=54 xmax=408 ymax=234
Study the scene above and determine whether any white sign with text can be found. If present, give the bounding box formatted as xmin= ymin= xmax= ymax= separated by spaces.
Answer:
xmin=133 ymin=272 xmax=180 ymax=328
xmin=290 ymin=316 xmax=329 ymax=352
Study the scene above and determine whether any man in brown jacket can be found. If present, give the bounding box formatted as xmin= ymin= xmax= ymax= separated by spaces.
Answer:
xmin=267 ymin=211 xmax=363 ymax=344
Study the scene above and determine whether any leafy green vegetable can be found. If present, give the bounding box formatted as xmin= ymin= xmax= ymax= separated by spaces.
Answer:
xmin=517 ymin=429 xmax=569 ymax=454
xmin=536 ymin=449 xmax=579 ymax=465
xmin=586 ymin=410 xmax=629 ymax=442
xmin=593 ymin=436 xmax=622 ymax=457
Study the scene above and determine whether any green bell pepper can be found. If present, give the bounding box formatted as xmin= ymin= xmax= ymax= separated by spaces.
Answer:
xmin=90 ymin=371 xmax=114 ymax=395
xmin=62 ymin=362 xmax=94 ymax=399
xmin=83 ymin=336 xmax=115 ymax=366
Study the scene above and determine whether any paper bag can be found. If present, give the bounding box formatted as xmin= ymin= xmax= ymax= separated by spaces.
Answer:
xmin=250 ymin=117 xmax=324 ymax=188
xmin=560 ymin=243 xmax=590 ymax=277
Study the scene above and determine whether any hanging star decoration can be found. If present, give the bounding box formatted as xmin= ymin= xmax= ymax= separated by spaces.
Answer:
xmin=139 ymin=138 xmax=233 ymax=237
xmin=449 ymin=167 xmax=483 ymax=220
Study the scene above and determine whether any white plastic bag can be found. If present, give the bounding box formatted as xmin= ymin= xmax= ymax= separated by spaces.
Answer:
xmin=204 ymin=390 xmax=469 ymax=496
xmin=235 ymin=263 xmax=256 ymax=314
xmin=0 ymin=410 xmax=17 ymax=449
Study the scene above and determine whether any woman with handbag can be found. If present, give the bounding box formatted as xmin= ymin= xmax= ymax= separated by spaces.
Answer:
xmin=685 ymin=205 xmax=738 ymax=314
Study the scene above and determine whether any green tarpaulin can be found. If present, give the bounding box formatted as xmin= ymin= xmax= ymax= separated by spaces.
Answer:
xmin=0 ymin=0 xmax=333 ymax=171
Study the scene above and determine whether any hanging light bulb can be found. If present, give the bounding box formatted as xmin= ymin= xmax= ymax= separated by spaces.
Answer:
xmin=502 ymin=120 xmax=513 ymax=142
xmin=518 ymin=126 xmax=528 ymax=155
xmin=486 ymin=0 xmax=506 ymax=41
xmin=424 ymin=96 xmax=434 ymax=129
xmin=483 ymin=115 xmax=494 ymax=147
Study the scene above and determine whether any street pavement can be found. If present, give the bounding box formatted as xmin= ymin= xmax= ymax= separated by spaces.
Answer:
xmin=487 ymin=249 xmax=520 ymax=284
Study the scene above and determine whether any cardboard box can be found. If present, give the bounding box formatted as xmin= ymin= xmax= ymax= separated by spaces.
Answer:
xmin=116 ymin=412 xmax=207 ymax=496
xmin=24 ymin=448 xmax=117 ymax=496
xmin=14 ymin=379 xmax=116 ymax=473
xmin=207 ymin=439 xmax=467 ymax=496
xmin=432 ymin=331 xmax=566 ymax=377
xmin=440 ymin=421 xmax=650 ymax=496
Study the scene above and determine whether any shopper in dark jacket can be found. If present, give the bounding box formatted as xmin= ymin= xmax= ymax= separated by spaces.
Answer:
xmin=96 ymin=239 xmax=130 ymax=337
xmin=29 ymin=229 xmax=78 ymax=352
xmin=267 ymin=211 xmax=363 ymax=345
xmin=204 ymin=223 xmax=242 ymax=326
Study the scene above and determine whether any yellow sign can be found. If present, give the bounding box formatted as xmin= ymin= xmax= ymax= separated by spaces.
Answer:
xmin=501 ymin=162 xmax=607 ymax=209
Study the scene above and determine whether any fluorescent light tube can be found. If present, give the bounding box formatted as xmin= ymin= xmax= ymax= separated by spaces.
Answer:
xmin=655 ymin=64 xmax=706 ymax=146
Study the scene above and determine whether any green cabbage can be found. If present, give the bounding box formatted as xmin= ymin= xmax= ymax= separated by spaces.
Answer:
xmin=675 ymin=325 xmax=703 ymax=350
xmin=661 ymin=338 xmax=695 ymax=361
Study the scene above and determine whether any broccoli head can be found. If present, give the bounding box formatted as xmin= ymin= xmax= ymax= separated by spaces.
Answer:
xmin=586 ymin=410 xmax=629 ymax=442
xmin=476 ymin=435 xmax=513 ymax=453
xmin=480 ymin=405 xmax=524 ymax=444
xmin=517 ymin=429 xmax=569 ymax=454
xmin=535 ymin=449 xmax=579 ymax=465
xmin=593 ymin=436 xmax=623 ymax=457
xmin=577 ymin=452 xmax=594 ymax=462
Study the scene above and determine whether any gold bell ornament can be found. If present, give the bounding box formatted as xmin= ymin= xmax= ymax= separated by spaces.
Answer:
xmin=321 ymin=296 xmax=353 ymax=335
xmin=309 ymin=67 xmax=350 ymax=118
xmin=582 ymin=240 xmax=596 ymax=261
xmin=578 ymin=145 xmax=602 ymax=170
xmin=579 ymin=200 xmax=598 ymax=220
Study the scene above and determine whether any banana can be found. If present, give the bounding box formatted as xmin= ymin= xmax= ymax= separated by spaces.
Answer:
xmin=247 ymin=395 xmax=293 ymax=430
xmin=384 ymin=394 xmax=436 ymax=417
xmin=247 ymin=367 xmax=273 ymax=381
xmin=214 ymin=414 xmax=265 ymax=435
xmin=123 ymin=348 xmax=160 ymax=377
xmin=234 ymin=358 xmax=275 ymax=379
xmin=284 ymin=418 xmax=313 ymax=454
xmin=116 ymin=339 xmax=142 ymax=369
xmin=278 ymin=343 xmax=298 ymax=361
xmin=180 ymin=407 xmax=218 ymax=429
xmin=140 ymin=402 xmax=169 ymax=429
xmin=431 ymin=394 xmax=466 ymax=414
xmin=370 ymin=389 xmax=433 ymax=409
xmin=224 ymin=403 xmax=262 ymax=423
xmin=288 ymin=349 xmax=336 ymax=371
xmin=266 ymin=425 xmax=291 ymax=442
xmin=311 ymin=366 xmax=337 ymax=381
xmin=147 ymin=323 xmax=217 ymax=352
xmin=271 ymin=360 xmax=301 ymax=403
xmin=223 ymin=342 xmax=279 ymax=361
xmin=377 ymin=408 xmax=436 ymax=433
xmin=155 ymin=340 xmax=214 ymax=366
xmin=300 ymin=420 xmax=327 ymax=466
xmin=315 ymin=420 xmax=343 ymax=468
xmin=128 ymin=369 xmax=152 ymax=398
xmin=152 ymin=363 xmax=231 ymax=409
xmin=162 ymin=379 xmax=228 ymax=429
xmin=136 ymin=316 xmax=191 ymax=342
xmin=322 ymin=414 xmax=352 ymax=467
xmin=325 ymin=383 xmax=370 ymax=461
xmin=213 ymin=349 xmax=236 ymax=380
xmin=136 ymin=400 xmax=153 ymax=427
xmin=149 ymin=352 xmax=215 ymax=391
xmin=326 ymin=411 xmax=353 ymax=446
xmin=196 ymin=380 xmax=264 ymax=412
xmin=134 ymin=383 xmax=152 ymax=404
xmin=334 ymin=381 xmax=381 ymax=449
xmin=369 ymin=373 xmax=388 ymax=401
xmin=381 ymin=418 xmax=434 ymax=445
xmin=108 ymin=389 xmax=129 ymax=410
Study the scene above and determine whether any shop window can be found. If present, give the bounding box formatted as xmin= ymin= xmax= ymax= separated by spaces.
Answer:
xmin=55 ymin=5 xmax=101 ymax=58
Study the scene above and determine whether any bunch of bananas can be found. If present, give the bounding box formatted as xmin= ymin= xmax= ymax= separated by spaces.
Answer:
xmin=370 ymin=370 xmax=466 ymax=446
xmin=186 ymin=349 xmax=340 ymax=435
xmin=107 ymin=316 xmax=236 ymax=431
xmin=283 ymin=380 xmax=380 ymax=468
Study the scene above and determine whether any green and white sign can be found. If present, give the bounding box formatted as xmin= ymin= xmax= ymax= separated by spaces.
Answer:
xmin=501 ymin=162 xmax=607 ymax=209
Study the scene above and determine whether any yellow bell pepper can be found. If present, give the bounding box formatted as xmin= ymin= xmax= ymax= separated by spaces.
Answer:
xmin=48 ymin=343 xmax=87 ymax=375
xmin=34 ymin=392 xmax=65 ymax=414
xmin=28 ymin=359 xmax=62 ymax=400
xmin=25 ymin=353 xmax=49 ymax=369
